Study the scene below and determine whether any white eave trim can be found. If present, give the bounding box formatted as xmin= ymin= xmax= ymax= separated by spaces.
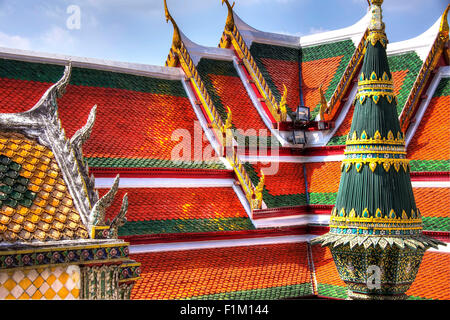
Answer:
xmin=0 ymin=46 xmax=185 ymax=80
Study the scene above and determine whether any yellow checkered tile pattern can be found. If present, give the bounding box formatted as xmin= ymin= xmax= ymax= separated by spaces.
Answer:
xmin=0 ymin=265 xmax=81 ymax=299
xmin=0 ymin=131 xmax=88 ymax=242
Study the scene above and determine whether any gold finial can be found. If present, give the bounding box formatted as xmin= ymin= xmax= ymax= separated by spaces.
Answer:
xmin=164 ymin=0 xmax=181 ymax=49
xmin=222 ymin=0 xmax=236 ymax=31
xmin=367 ymin=0 xmax=388 ymax=47
xmin=319 ymin=84 xmax=330 ymax=121
xmin=439 ymin=4 xmax=450 ymax=40
xmin=279 ymin=84 xmax=288 ymax=122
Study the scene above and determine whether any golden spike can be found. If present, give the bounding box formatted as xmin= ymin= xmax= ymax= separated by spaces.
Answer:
xmin=439 ymin=4 xmax=449 ymax=40
xmin=319 ymin=84 xmax=330 ymax=121
xmin=279 ymin=84 xmax=288 ymax=122
xmin=222 ymin=0 xmax=236 ymax=31
xmin=164 ymin=0 xmax=182 ymax=49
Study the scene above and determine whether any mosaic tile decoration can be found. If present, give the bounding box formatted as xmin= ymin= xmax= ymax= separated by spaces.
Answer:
xmin=0 ymin=265 xmax=80 ymax=300
xmin=0 ymin=58 xmax=224 ymax=170
xmin=130 ymin=243 xmax=313 ymax=300
xmin=101 ymin=187 xmax=255 ymax=236
xmin=0 ymin=131 xmax=88 ymax=242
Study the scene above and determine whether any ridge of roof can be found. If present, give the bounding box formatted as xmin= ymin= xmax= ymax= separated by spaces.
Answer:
xmin=0 ymin=46 xmax=184 ymax=80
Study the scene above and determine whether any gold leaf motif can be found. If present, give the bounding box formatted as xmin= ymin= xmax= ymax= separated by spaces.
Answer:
xmin=383 ymin=162 xmax=390 ymax=172
xmin=369 ymin=162 xmax=377 ymax=172
xmin=394 ymin=162 xmax=401 ymax=172
xmin=374 ymin=130 xmax=381 ymax=140
xmin=387 ymin=130 xmax=394 ymax=140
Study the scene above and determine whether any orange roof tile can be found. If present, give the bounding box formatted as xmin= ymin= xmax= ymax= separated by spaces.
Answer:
xmin=301 ymin=56 xmax=342 ymax=110
xmin=311 ymin=245 xmax=345 ymax=287
xmin=252 ymin=162 xmax=306 ymax=196
xmin=102 ymin=187 xmax=249 ymax=222
xmin=260 ymin=58 xmax=300 ymax=109
xmin=406 ymin=252 xmax=450 ymax=300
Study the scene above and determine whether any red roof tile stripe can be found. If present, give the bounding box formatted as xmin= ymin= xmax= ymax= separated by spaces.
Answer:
xmin=413 ymin=188 xmax=450 ymax=219
xmin=196 ymin=58 xmax=270 ymax=140
xmin=244 ymin=162 xmax=307 ymax=208
xmin=260 ymin=58 xmax=300 ymax=111
xmin=252 ymin=162 xmax=306 ymax=196
xmin=129 ymin=242 xmax=312 ymax=299
xmin=208 ymin=74 xmax=269 ymax=134
xmin=406 ymin=252 xmax=450 ymax=300
xmin=0 ymin=78 xmax=50 ymax=113
xmin=0 ymin=58 xmax=223 ymax=169
xmin=100 ymin=187 xmax=249 ymax=222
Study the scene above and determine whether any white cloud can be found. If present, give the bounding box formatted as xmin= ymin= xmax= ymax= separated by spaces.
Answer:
xmin=308 ymin=26 xmax=329 ymax=35
xmin=0 ymin=32 xmax=31 ymax=50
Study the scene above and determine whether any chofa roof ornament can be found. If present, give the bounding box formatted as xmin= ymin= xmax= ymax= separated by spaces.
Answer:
xmin=222 ymin=0 xmax=235 ymax=32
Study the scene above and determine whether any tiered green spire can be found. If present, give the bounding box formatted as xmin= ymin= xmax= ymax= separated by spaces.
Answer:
xmin=312 ymin=0 xmax=444 ymax=300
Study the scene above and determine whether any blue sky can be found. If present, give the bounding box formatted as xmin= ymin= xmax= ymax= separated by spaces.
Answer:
xmin=0 ymin=0 xmax=447 ymax=66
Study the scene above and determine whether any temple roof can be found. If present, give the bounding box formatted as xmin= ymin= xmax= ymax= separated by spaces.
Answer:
xmin=0 ymin=0 xmax=448 ymax=301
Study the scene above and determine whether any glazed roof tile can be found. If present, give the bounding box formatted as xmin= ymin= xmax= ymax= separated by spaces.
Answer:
xmin=101 ymin=187 xmax=254 ymax=236
xmin=311 ymin=245 xmax=450 ymax=300
xmin=0 ymin=131 xmax=88 ymax=242
xmin=250 ymin=40 xmax=356 ymax=119
xmin=305 ymin=162 xmax=341 ymax=205
xmin=130 ymin=242 xmax=313 ymax=300
xmin=244 ymin=162 xmax=307 ymax=208
xmin=196 ymin=58 xmax=272 ymax=146
xmin=0 ymin=58 xmax=224 ymax=170
xmin=414 ymin=187 xmax=450 ymax=232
